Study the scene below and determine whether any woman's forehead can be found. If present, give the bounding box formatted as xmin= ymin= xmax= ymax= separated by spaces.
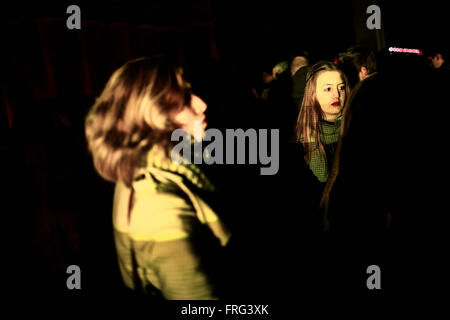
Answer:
xmin=316 ymin=71 xmax=343 ymax=85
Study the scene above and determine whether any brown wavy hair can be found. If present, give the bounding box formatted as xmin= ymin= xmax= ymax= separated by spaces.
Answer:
xmin=85 ymin=57 xmax=192 ymax=187
xmin=295 ymin=60 xmax=350 ymax=165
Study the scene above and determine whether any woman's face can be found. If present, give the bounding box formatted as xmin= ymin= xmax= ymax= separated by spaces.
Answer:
xmin=315 ymin=71 xmax=346 ymax=122
xmin=173 ymin=94 xmax=208 ymax=140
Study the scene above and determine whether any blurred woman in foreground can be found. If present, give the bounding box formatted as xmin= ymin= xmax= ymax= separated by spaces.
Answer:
xmin=85 ymin=57 xmax=230 ymax=299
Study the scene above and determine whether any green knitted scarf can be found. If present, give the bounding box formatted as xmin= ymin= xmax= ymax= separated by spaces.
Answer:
xmin=305 ymin=116 xmax=342 ymax=182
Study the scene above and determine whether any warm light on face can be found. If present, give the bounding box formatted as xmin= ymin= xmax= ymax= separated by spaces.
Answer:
xmin=315 ymin=71 xmax=346 ymax=122
xmin=173 ymin=94 xmax=208 ymax=140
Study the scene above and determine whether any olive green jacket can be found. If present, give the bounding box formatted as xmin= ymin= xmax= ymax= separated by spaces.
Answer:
xmin=113 ymin=146 xmax=230 ymax=299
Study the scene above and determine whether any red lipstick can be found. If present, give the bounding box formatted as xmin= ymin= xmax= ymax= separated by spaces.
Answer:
xmin=331 ymin=102 xmax=340 ymax=107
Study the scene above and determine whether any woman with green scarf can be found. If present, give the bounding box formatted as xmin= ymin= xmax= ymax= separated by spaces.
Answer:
xmin=295 ymin=61 xmax=350 ymax=183
xmin=85 ymin=57 xmax=230 ymax=299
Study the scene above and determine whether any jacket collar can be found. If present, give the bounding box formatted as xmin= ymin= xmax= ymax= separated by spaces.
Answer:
xmin=139 ymin=145 xmax=215 ymax=192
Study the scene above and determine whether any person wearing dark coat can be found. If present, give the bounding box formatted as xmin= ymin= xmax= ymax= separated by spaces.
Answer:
xmin=319 ymin=53 xmax=449 ymax=295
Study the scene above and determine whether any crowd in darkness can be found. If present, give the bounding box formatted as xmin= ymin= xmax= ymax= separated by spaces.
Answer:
xmin=203 ymin=46 xmax=449 ymax=299
xmin=1 ymin=38 xmax=449 ymax=301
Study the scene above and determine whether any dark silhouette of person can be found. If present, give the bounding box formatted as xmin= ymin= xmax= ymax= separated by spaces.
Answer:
xmin=290 ymin=50 xmax=311 ymax=113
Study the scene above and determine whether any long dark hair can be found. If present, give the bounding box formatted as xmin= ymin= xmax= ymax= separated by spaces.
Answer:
xmin=295 ymin=60 xmax=350 ymax=165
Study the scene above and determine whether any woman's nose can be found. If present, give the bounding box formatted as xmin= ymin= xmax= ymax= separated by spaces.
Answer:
xmin=332 ymin=88 xmax=340 ymax=99
xmin=192 ymin=95 xmax=207 ymax=114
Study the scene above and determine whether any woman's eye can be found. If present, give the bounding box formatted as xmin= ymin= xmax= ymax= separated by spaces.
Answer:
xmin=339 ymin=86 xmax=346 ymax=91
xmin=324 ymin=87 xmax=331 ymax=92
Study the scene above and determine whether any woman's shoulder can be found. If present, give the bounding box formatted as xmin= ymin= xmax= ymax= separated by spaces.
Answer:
xmin=115 ymin=163 xmax=223 ymax=240
xmin=113 ymin=176 xmax=197 ymax=242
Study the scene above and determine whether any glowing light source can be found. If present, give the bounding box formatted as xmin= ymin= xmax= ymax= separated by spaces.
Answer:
xmin=388 ymin=47 xmax=423 ymax=55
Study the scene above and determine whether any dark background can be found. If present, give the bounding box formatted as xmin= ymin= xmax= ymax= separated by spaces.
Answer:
xmin=2 ymin=0 xmax=448 ymax=102
xmin=1 ymin=0 xmax=449 ymax=304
